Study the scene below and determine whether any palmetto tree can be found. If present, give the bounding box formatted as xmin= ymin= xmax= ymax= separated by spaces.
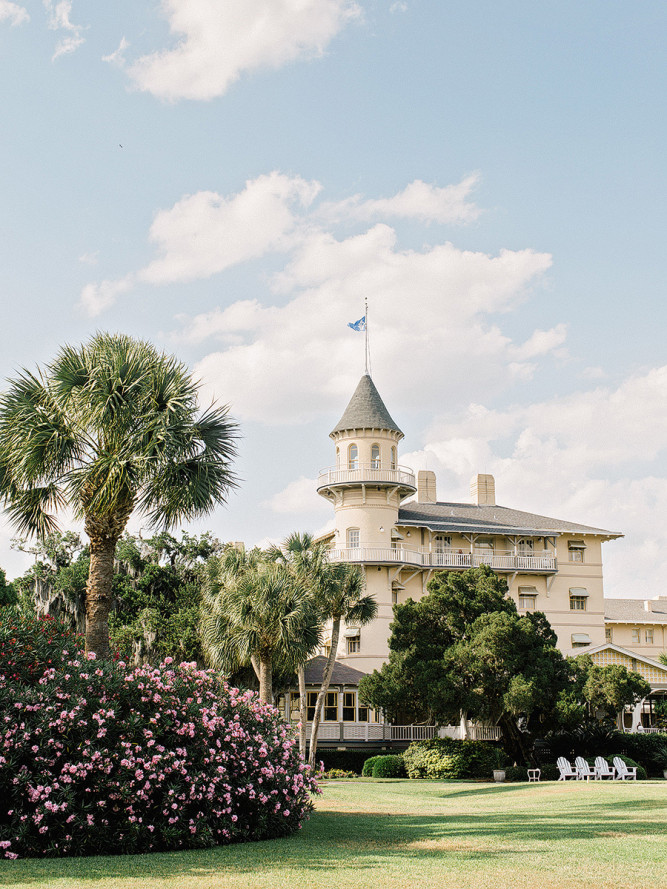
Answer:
xmin=0 ymin=333 xmax=238 ymax=658
xmin=269 ymin=532 xmax=377 ymax=765
xmin=200 ymin=545 xmax=320 ymax=704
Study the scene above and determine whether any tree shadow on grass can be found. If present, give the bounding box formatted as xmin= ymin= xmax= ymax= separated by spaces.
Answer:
xmin=3 ymin=797 xmax=667 ymax=886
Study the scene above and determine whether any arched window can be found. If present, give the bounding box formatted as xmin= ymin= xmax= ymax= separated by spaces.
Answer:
xmin=348 ymin=443 xmax=358 ymax=470
xmin=371 ymin=444 xmax=380 ymax=469
xmin=390 ymin=446 xmax=397 ymax=470
xmin=336 ymin=446 xmax=340 ymax=468
xmin=347 ymin=528 xmax=360 ymax=549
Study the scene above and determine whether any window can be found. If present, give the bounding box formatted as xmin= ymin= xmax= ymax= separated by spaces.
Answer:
xmin=357 ymin=704 xmax=369 ymax=722
xmin=307 ymin=691 xmax=318 ymax=722
xmin=568 ymin=540 xmax=586 ymax=562
xmin=343 ymin=692 xmax=356 ymax=722
xmin=390 ymin=446 xmax=397 ymax=470
xmin=336 ymin=446 xmax=340 ymax=467
xmin=631 ymin=629 xmax=640 ymax=644
xmin=348 ymin=443 xmax=358 ymax=470
xmin=324 ymin=691 xmax=338 ymax=722
xmin=571 ymin=633 xmax=592 ymax=648
xmin=434 ymin=535 xmax=452 ymax=553
xmin=347 ymin=528 xmax=360 ymax=549
xmin=290 ymin=693 xmax=301 ymax=721
xmin=371 ymin=444 xmax=380 ymax=469
xmin=518 ymin=586 xmax=537 ymax=611
xmin=569 ymin=588 xmax=588 ymax=611
xmin=646 ymin=629 xmax=654 ymax=644
xmin=605 ymin=627 xmax=613 ymax=643
xmin=347 ymin=637 xmax=360 ymax=654
xmin=517 ymin=538 xmax=534 ymax=553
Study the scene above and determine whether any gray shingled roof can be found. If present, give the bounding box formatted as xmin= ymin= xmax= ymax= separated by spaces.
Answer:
xmin=304 ymin=656 xmax=368 ymax=686
xmin=398 ymin=501 xmax=621 ymax=538
xmin=605 ymin=598 xmax=667 ymax=624
xmin=330 ymin=374 xmax=403 ymax=438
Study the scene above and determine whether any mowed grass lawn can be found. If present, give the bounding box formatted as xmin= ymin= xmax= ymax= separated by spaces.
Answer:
xmin=3 ymin=779 xmax=667 ymax=889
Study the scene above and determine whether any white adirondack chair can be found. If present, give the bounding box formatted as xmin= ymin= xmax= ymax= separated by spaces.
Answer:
xmin=613 ymin=756 xmax=637 ymax=780
xmin=575 ymin=756 xmax=595 ymax=781
xmin=594 ymin=756 xmax=615 ymax=780
xmin=557 ymin=757 xmax=579 ymax=780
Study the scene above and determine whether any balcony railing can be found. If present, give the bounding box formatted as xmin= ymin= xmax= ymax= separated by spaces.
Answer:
xmin=297 ymin=722 xmax=502 ymax=742
xmin=317 ymin=463 xmax=416 ymax=491
xmin=328 ymin=546 xmax=557 ymax=572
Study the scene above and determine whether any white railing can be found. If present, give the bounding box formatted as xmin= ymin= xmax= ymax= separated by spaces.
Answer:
xmin=317 ymin=464 xmax=416 ymax=490
xmin=328 ymin=546 xmax=556 ymax=572
xmin=296 ymin=722 xmax=501 ymax=742
xmin=390 ymin=725 xmax=438 ymax=741
xmin=631 ymin=726 xmax=667 ymax=734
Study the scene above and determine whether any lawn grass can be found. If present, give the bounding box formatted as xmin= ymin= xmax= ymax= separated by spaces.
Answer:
xmin=2 ymin=779 xmax=667 ymax=889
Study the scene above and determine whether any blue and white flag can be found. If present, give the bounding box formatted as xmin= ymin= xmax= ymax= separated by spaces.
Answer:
xmin=348 ymin=316 xmax=366 ymax=332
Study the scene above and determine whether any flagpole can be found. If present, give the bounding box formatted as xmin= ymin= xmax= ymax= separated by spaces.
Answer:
xmin=364 ymin=297 xmax=369 ymax=375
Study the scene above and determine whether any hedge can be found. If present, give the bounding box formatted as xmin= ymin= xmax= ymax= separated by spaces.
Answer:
xmin=403 ymin=738 xmax=503 ymax=779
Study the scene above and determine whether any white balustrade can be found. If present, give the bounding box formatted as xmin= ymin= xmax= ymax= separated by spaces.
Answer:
xmin=328 ymin=546 xmax=556 ymax=572
xmin=317 ymin=464 xmax=416 ymax=490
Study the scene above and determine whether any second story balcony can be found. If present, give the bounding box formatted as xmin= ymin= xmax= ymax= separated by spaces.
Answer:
xmin=328 ymin=546 xmax=557 ymax=573
xmin=317 ymin=463 xmax=416 ymax=494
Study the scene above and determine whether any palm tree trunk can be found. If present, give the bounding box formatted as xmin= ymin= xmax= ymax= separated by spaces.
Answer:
xmin=258 ymin=653 xmax=273 ymax=704
xmin=85 ymin=533 xmax=118 ymax=660
xmin=308 ymin=618 xmax=341 ymax=769
xmin=298 ymin=663 xmax=307 ymax=758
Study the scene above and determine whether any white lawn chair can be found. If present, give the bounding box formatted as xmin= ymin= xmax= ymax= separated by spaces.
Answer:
xmin=613 ymin=756 xmax=637 ymax=781
xmin=557 ymin=757 xmax=579 ymax=780
xmin=575 ymin=756 xmax=595 ymax=781
xmin=594 ymin=756 xmax=615 ymax=780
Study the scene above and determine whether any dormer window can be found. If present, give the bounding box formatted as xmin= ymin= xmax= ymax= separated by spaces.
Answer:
xmin=390 ymin=446 xmax=397 ymax=470
xmin=348 ymin=443 xmax=358 ymax=470
xmin=371 ymin=444 xmax=380 ymax=469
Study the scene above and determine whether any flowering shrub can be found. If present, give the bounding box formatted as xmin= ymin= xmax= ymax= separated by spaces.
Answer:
xmin=0 ymin=608 xmax=82 ymax=685
xmin=0 ymin=620 xmax=318 ymax=859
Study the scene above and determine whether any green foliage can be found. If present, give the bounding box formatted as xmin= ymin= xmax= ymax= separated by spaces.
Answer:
xmin=322 ymin=769 xmax=357 ymax=779
xmin=608 ymin=754 xmax=647 ymax=780
xmin=362 ymin=756 xmax=381 ymax=777
xmin=546 ymin=722 xmax=619 ymax=760
xmin=371 ymin=755 xmax=406 ymax=778
xmin=615 ymin=733 xmax=667 ymax=777
xmin=504 ymin=766 xmax=528 ymax=781
xmin=0 ymin=568 xmax=17 ymax=607
xmin=319 ymin=748 xmax=390 ymax=774
xmin=403 ymin=738 xmax=503 ymax=780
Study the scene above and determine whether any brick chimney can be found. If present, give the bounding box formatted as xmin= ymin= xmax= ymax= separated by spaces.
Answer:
xmin=417 ymin=470 xmax=437 ymax=504
xmin=471 ymin=473 xmax=495 ymax=506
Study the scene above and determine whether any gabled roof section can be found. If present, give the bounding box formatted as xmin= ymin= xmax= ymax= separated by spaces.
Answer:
xmin=304 ymin=656 xmax=368 ymax=686
xmin=398 ymin=500 xmax=622 ymax=539
xmin=330 ymin=374 xmax=403 ymax=439
xmin=605 ymin=598 xmax=667 ymax=624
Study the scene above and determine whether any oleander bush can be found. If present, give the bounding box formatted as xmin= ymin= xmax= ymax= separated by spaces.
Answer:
xmin=0 ymin=614 xmax=318 ymax=860
xmin=403 ymin=738 xmax=503 ymax=780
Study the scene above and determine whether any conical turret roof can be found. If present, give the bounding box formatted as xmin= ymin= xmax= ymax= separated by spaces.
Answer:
xmin=330 ymin=374 xmax=403 ymax=438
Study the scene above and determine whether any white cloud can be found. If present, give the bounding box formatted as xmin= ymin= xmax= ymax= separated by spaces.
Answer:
xmin=0 ymin=1 xmax=29 ymax=26
xmin=319 ymin=174 xmax=482 ymax=225
xmin=102 ymin=36 xmax=129 ymax=66
xmin=128 ymin=0 xmax=361 ymax=102
xmin=79 ymin=275 xmax=134 ymax=318
xmin=44 ymin=1 xmax=85 ymax=59
xmin=261 ymin=476 xmax=329 ymax=515
xmin=78 ymin=251 xmax=99 ymax=265
xmin=140 ymin=173 xmax=320 ymax=285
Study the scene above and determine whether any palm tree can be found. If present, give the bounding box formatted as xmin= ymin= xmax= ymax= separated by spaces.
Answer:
xmin=0 ymin=333 xmax=237 ymax=659
xmin=307 ymin=561 xmax=377 ymax=767
xmin=200 ymin=546 xmax=320 ymax=704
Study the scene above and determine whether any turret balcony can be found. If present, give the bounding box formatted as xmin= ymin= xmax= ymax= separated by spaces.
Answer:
xmin=327 ymin=546 xmax=557 ymax=573
xmin=317 ymin=463 xmax=416 ymax=494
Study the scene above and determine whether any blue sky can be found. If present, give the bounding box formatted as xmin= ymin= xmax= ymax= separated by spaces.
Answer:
xmin=1 ymin=1 xmax=667 ymax=595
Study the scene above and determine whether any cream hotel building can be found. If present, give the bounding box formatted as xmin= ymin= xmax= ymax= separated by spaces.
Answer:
xmin=306 ymin=373 xmax=667 ymax=739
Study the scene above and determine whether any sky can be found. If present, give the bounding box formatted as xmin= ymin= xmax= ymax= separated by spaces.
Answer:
xmin=1 ymin=1 xmax=666 ymax=598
